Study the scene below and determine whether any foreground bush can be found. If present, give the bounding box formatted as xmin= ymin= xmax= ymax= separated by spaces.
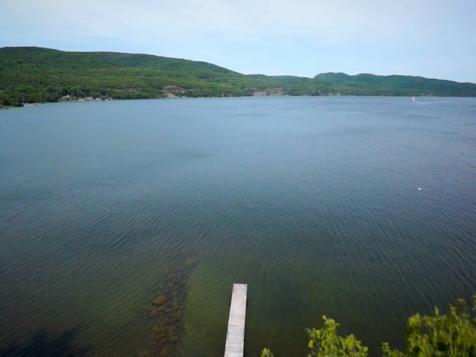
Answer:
xmin=262 ymin=294 xmax=476 ymax=356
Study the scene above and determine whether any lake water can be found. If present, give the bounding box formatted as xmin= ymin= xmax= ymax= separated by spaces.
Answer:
xmin=1 ymin=96 xmax=475 ymax=356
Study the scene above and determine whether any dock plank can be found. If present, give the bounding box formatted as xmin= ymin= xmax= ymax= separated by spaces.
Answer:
xmin=224 ymin=283 xmax=248 ymax=357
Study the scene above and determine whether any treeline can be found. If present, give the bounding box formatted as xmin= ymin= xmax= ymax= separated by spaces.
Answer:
xmin=1 ymin=47 xmax=476 ymax=107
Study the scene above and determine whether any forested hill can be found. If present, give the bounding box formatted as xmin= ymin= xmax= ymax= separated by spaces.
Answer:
xmin=1 ymin=46 xmax=476 ymax=106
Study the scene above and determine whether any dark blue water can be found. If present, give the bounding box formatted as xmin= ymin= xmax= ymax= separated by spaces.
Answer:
xmin=1 ymin=97 xmax=475 ymax=356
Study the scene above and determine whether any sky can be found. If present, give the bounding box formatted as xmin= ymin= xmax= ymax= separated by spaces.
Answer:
xmin=1 ymin=0 xmax=475 ymax=82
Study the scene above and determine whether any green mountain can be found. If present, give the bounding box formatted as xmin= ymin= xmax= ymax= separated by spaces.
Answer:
xmin=1 ymin=46 xmax=475 ymax=107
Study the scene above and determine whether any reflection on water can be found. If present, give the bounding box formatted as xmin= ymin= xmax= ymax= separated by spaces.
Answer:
xmin=0 ymin=97 xmax=475 ymax=356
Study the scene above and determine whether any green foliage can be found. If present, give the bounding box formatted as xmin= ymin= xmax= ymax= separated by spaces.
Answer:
xmin=383 ymin=294 xmax=476 ymax=357
xmin=262 ymin=295 xmax=476 ymax=357
xmin=261 ymin=347 xmax=274 ymax=357
xmin=1 ymin=47 xmax=476 ymax=106
xmin=307 ymin=316 xmax=368 ymax=357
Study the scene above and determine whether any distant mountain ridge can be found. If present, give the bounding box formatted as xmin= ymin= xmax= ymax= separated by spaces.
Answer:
xmin=1 ymin=46 xmax=475 ymax=106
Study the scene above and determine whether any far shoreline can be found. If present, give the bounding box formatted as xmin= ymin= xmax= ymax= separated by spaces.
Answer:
xmin=2 ymin=94 xmax=476 ymax=111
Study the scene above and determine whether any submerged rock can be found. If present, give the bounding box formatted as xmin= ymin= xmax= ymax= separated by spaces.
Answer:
xmin=152 ymin=295 xmax=166 ymax=306
xmin=159 ymin=346 xmax=169 ymax=356
xmin=142 ymin=256 xmax=199 ymax=356
xmin=147 ymin=306 xmax=159 ymax=317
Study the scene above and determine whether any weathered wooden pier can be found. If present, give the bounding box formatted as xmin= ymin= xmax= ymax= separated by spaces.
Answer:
xmin=224 ymin=283 xmax=248 ymax=357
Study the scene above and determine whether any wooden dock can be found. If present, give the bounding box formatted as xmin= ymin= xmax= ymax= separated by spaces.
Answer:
xmin=224 ymin=283 xmax=248 ymax=357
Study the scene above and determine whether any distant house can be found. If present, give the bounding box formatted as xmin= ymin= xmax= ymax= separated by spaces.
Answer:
xmin=162 ymin=85 xmax=186 ymax=97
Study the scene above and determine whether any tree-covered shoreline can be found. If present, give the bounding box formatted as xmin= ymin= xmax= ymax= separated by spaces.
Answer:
xmin=1 ymin=46 xmax=476 ymax=107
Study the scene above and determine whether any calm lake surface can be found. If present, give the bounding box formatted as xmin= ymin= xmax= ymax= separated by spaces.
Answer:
xmin=1 ymin=96 xmax=475 ymax=356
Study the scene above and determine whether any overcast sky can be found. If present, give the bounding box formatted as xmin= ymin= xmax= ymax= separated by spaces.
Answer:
xmin=1 ymin=0 xmax=475 ymax=82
